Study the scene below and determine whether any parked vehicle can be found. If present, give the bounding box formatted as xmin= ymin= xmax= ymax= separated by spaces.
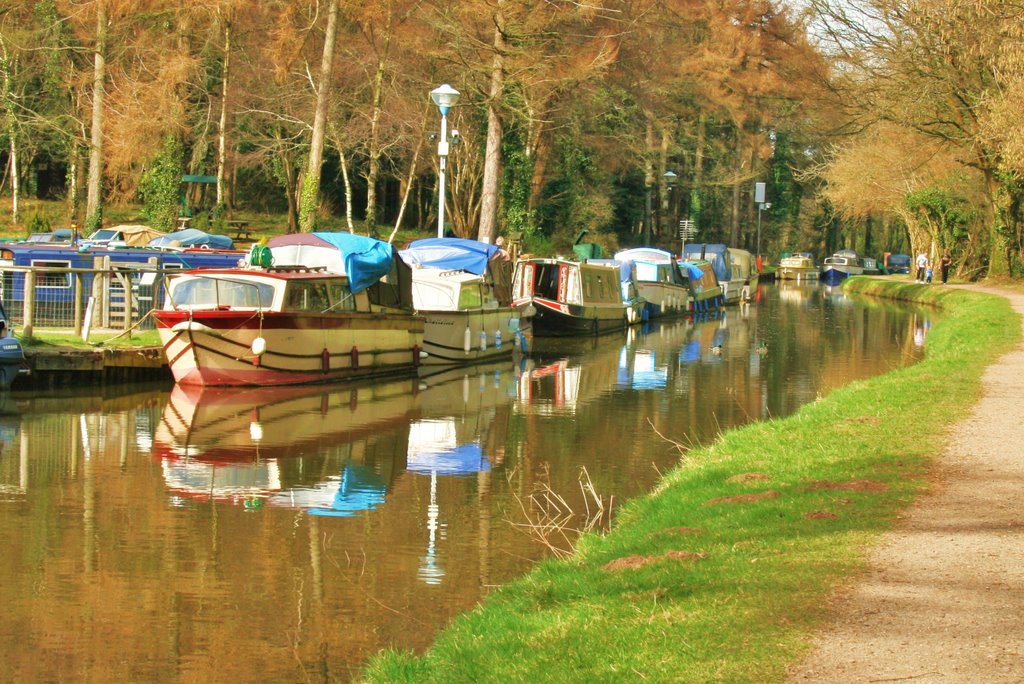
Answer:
xmin=885 ymin=253 xmax=912 ymax=274
xmin=80 ymin=224 xmax=165 ymax=248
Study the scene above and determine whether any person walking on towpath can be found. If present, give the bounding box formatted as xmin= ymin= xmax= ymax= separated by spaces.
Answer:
xmin=940 ymin=250 xmax=953 ymax=284
xmin=915 ymin=251 xmax=929 ymax=283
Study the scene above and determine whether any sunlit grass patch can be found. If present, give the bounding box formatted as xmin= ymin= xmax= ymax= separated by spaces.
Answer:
xmin=364 ymin=281 xmax=1019 ymax=683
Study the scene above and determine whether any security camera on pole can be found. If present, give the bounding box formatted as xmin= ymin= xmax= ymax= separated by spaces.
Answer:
xmin=431 ymin=84 xmax=460 ymax=239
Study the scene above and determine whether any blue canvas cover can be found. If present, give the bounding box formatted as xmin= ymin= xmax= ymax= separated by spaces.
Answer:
xmin=315 ymin=232 xmax=396 ymax=293
xmin=400 ymin=237 xmax=499 ymax=276
xmin=681 ymin=243 xmax=731 ymax=283
xmin=268 ymin=232 xmax=395 ymax=293
xmin=149 ymin=228 xmax=234 ymax=250
xmin=678 ymin=261 xmax=707 ymax=281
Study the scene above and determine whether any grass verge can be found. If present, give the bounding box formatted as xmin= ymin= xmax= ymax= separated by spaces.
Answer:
xmin=19 ymin=329 xmax=162 ymax=350
xmin=363 ymin=279 xmax=1020 ymax=683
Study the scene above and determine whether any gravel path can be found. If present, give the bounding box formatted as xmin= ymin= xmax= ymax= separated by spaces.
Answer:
xmin=787 ymin=285 xmax=1024 ymax=683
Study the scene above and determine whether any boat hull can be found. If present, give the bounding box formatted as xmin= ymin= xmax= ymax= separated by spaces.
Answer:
xmin=525 ymin=297 xmax=634 ymax=337
xmin=777 ymin=266 xmax=819 ymax=280
xmin=418 ymin=307 xmax=529 ymax=364
xmin=154 ymin=310 xmax=425 ymax=387
xmin=635 ymin=282 xmax=690 ymax=318
xmin=820 ymin=266 xmax=861 ymax=283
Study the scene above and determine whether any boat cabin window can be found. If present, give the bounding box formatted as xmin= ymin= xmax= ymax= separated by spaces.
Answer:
xmin=635 ymin=262 xmax=660 ymax=283
xmin=31 ymin=260 xmax=72 ymax=288
xmin=284 ymin=281 xmax=331 ymax=312
xmin=172 ymin=277 xmax=275 ymax=310
xmin=458 ymin=283 xmax=483 ymax=309
xmin=282 ymin=279 xmax=354 ymax=313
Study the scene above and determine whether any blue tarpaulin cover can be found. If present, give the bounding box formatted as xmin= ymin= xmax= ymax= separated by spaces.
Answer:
xmin=681 ymin=243 xmax=731 ymax=282
xmin=679 ymin=261 xmax=707 ymax=281
xmin=400 ymin=237 xmax=499 ymax=275
xmin=267 ymin=232 xmax=395 ymax=293
xmin=149 ymin=228 xmax=234 ymax=250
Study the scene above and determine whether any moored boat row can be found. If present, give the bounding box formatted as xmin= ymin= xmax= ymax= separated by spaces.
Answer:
xmin=148 ymin=234 xmax=756 ymax=388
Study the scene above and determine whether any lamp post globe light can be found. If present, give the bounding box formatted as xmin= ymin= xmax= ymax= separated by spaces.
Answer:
xmin=431 ymin=84 xmax=460 ymax=238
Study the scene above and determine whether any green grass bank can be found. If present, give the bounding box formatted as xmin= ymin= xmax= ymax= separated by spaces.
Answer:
xmin=363 ymin=279 xmax=1020 ymax=683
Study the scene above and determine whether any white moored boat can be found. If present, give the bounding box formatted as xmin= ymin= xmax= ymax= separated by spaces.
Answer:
xmin=821 ymin=250 xmax=864 ymax=283
xmin=400 ymin=237 xmax=532 ymax=365
xmin=153 ymin=232 xmax=424 ymax=387
xmin=778 ymin=252 xmax=819 ymax=281
xmin=613 ymin=247 xmax=691 ymax=319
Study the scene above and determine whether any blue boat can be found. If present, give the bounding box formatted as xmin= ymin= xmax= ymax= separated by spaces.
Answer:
xmin=0 ymin=241 xmax=245 ymax=328
xmin=820 ymin=250 xmax=864 ymax=283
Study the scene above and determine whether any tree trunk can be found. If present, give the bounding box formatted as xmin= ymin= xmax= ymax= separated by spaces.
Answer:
xmin=388 ymin=110 xmax=429 ymax=244
xmin=691 ymin=114 xmax=706 ymax=229
xmin=86 ymin=0 xmax=107 ymax=231
xmin=299 ymin=0 xmax=339 ymax=233
xmin=215 ymin=15 xmax=232 ymax=210
xmin=643 ymin=111 xmax=655 ymax=242
xmin=478 ymin=2 xmax=507 ymax=244
xmin=730 ymin=129 xmax=742 ymax=247
xmin=984 ymin=167 xmax=1011 ymax=277
xmin=365 ymin=56 xmax=387 ymax=236
xmin=327 ymin=122 xmax=354 ymax=232
xmin=1 ymin=38 xmax=18 ymax=226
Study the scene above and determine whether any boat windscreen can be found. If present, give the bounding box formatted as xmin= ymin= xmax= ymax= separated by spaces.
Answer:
xmin=171 ymin=277 xmax=275 ymax=310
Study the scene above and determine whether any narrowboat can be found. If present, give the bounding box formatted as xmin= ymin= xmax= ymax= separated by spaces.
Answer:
xmin=153 ymin=232 xmax=425 ymax=387
xmin=399 ymin=237 xmax=531 ymax=365
xmin=728 ymin=247 xmax=759 ymax=300
xmin=778 ymin=252 xmax=819 ymax=280
xmin=676 ymin=259 xmax=725 ymax=313
xmin=511 ymin=257 xmax=645 ymax=337
xmin=613 ymin=248 xmax=691 ymax=319
xmin=0 ymin=241 xmax=246 ymax=329
xmin=680 ymin=243 xmax=750 ymax=304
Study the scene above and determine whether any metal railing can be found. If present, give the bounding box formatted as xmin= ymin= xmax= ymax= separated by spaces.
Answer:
xmin=1 ymin=259 xmax=171 ymax=337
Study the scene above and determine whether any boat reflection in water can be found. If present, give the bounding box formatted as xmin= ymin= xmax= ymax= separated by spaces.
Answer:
xmin=153 ymin=362 xmax=517 ymax=517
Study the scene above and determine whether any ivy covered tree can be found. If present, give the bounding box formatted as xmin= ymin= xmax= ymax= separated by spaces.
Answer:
xmin=139 ymin=136 xmax=184 ymax=232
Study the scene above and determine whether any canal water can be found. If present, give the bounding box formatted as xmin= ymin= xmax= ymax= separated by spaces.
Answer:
xmin=0 ymin=281 xmax=933 ymax=682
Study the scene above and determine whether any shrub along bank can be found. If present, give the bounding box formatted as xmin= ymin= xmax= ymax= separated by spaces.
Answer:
xmin=364 ymin=279 xmax=1019 ymax=683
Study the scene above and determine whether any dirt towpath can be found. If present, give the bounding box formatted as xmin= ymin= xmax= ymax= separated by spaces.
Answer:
xmin=787 ymin=284 xmax=1024 ymax=683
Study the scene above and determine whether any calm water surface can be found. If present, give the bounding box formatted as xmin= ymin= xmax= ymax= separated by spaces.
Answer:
xmin=0 ymin=281 xmax=933 ymax=681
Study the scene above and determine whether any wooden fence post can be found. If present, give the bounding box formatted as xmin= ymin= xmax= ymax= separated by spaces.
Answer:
xmin=22 ymin=270 xmax=35 ymax=339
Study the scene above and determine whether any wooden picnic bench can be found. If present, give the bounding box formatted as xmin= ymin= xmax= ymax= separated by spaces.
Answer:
xmin=225 ymin=220 xmax=254 ymax=241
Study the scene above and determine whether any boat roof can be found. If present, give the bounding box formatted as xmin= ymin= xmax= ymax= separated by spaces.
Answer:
xmin=266 ymin=232 xmax=394 ymax=293
xmin=400 ymin=237 xmax=498 ymax=276
xmin=174 ymin=266 xmax=348 ymax=281
xmin=614 ymin=247 xmax=674 ymax=264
